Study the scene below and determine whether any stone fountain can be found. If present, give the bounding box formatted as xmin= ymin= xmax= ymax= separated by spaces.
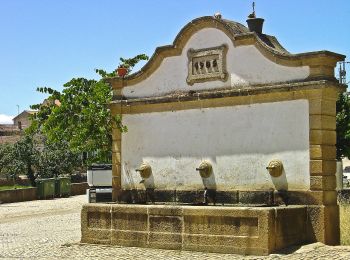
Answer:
xmin=81 ymin=14 xmax=345 ymax=255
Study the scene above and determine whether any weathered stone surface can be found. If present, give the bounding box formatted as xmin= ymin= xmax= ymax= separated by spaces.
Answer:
xmin=274 ymin=206 xmax=307 ymax=250
xmin=118 ymin=189 xmax=236 ymax=205
xmin=81 ymin=204 xmax=308 ymax=255
xmin=182 ymin=234 xmax=263 ymax=254
xmin=215 ymin=190 xmax=239 ymax=204
xmin=81 ymin=204 xmax=112 ymax=244
xmin=148 ymin=205 xmax=183 ymax=216
xmin=309 ymin=98 xmax=337 ymax=116
xmin=118 ymin=189 xmax=146 ymax=204
xmin=286 ymin=191 xmax=337 ymax=205
xmin=306 ymin=205 xmax=340 ymax=245
xmin=309 ymin=115 xmax=336 ymax=130
xmin=149 ymin=216 xmax=183 ymax=233
xmin=3 ymin=195 xmax=350 ymax=259
xmin=111 ymin=230 xmax=148 ymax=247
xmin=86 ymin=208 xmax=111 ymax=229
xmin=310 ymin=130 xmax=336 ymax=145
xmin=153 ymin=190 xmax=176 ymax=203
xmin=184 ymin=215 xmax=258 ymax=236
xmin=310 ymin=145 xmax=336 ymax=160
xmin=310 ymin=160 xmax=337 ymax=175
xmin=115 ymin=189 xmax=339 ymax=206
xmin=0 ymin=188 xmax=37 ymax=204
xmin=310 ymin=176 xmax=336 ymax=191
xmin=112 ymin=213 xmax=148 ymax=231
xmin=148 ymin=232 xmax=182 ymax=248
xmin=238 ymin=190 xmax=274 ymax=205
xmin=176 ymin=190 xmax=202 ymax=204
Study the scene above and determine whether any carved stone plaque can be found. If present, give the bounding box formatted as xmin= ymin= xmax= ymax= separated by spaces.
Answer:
xmin=186 ymin=44 xmax=228 ymax=85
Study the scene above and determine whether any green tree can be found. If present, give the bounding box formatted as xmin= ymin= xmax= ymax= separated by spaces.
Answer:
xmin=0 ymin=143 xmax=15 ymax=179
xmin=118 ymin=54 xmax=149 ymax=72
xmin=0 ymin=134 xmax=81 ymax=185
xmin=29 ymin=54 xmax=148 ymax=164
xmin=336 ymin=92 xmax=350 ymax=160
xmin=9 ymin=135 xmax=38 ymax=186
xmin=36 ymin=138 xmax=80 ymax=178
xmin=30 ymin=78 xmax=113 ymax=163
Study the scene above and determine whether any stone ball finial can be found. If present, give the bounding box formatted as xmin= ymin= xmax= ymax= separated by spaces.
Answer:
xmin=214 ymin=12 xmax=222 ymax=20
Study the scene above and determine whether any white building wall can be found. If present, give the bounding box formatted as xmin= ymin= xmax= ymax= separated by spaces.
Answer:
xmin=122 ymin=28 xmax=310 ymax=98
xmin=121 ymin=100 xmax=310 ymax=191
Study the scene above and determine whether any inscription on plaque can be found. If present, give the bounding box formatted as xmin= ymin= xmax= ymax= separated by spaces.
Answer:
xmin=187 ymin=45 xmax=228 ymax=85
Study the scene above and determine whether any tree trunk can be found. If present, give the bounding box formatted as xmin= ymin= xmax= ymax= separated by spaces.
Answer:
xmin=27 ymin=164 xmax=36 ymax=187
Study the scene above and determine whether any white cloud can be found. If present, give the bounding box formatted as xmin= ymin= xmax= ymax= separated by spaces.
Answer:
xmin=0 ymin=114 xmax=14 ymax=124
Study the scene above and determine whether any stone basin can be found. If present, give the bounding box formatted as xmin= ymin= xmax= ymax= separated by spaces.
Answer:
xmin=81 ymin=203 xmax=307 ymax=255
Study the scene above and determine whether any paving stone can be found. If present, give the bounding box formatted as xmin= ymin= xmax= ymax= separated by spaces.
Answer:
xmin=1 ymin=195 xmax=350 ymax=259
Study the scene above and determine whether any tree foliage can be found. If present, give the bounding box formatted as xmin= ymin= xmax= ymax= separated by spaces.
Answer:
xmin=35 ymin=138 xmax=80 ymax=178
xmin=118 ymin=54 xmax=149 ymax=72
xmin=30 ymin=78 xmax=113 ymax=163
xmin=336 ymin=92 xmax=350 ymax=160
xmin=29 ymin=54 xmax=148 ymax=164
xmin=0 ymin=54 xmax=149 ymax=184
xmin=0 ymin=143 xmax=15 ymax=178
xmin=0 ymin=135 xmax=80 ymax=186
xmin=2 ymin=135 xmax=38 ymax=186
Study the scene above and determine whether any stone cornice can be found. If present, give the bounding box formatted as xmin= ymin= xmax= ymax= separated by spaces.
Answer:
xmin=111 ymin=80 xmax=346 ymax=106
xmin=106 ymin=16 xmax=345 ymax=89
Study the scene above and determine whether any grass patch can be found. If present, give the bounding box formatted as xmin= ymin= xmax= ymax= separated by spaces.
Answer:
xmin=0 ymin=185 xmax=33 ymax=191
xmin=340 ymin=203 xmax=350 ymax=245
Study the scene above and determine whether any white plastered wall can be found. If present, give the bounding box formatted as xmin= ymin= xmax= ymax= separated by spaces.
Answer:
xmin=122 ymin=28 xmax=309 ymax=98
xmin=121 ymin=99 xmax=310 ymax=191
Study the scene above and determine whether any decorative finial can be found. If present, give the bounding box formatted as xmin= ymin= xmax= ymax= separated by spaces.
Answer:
xmin=214 ymin=12 xmax=222 ymax=20
xmin=248 ymin=2 xmax=256 ymax=18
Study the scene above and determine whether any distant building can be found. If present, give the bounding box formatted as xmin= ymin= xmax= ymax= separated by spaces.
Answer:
xmin=42 ymin=99 xmax=61 ymax=107
xmin=0 ymin=99 xmax=61 ymax=144
xmin=12 ymin=110 xmax=37 ymax=130
xmin=0 ymin=124 xmax=20 ymax=144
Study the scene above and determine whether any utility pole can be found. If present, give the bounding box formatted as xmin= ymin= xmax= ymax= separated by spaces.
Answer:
xmin=16 ymin=105 xmax=19 ymax=115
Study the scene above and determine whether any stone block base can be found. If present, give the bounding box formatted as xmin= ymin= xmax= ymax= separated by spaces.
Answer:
xmin=81 ymin=204 xmax=309 ymax=255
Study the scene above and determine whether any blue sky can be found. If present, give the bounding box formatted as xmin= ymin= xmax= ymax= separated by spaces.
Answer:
xmin=1 ymin=0 xmax=349 ymax=123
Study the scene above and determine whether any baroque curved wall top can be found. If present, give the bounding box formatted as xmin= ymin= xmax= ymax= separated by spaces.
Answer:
xmin=107 ymin=16 xmax=345 ymax=98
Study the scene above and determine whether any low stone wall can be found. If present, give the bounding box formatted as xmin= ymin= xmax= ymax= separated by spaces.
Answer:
xmin=71 ymin=182 xmax=88 ymax=196
xmin=81 ymin=204 xmax=307 ymax=255
xmin=0 ymin=188 xmax=37 ymax=204
xmin=0 ymin=178 xmax=31 ymax=186
xmin=0 ymin=182 xmax=88 ymax=204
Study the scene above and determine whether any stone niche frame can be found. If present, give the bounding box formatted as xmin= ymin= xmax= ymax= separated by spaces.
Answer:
xmin=82 ymin=16 xmax=347 ymax=255
xmin=186 ymin=44 xmax=228 ymax=85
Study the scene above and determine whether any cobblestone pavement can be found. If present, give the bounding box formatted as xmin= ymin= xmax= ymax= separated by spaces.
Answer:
xmin=1 ymin=195 xmax=350 ymax=259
